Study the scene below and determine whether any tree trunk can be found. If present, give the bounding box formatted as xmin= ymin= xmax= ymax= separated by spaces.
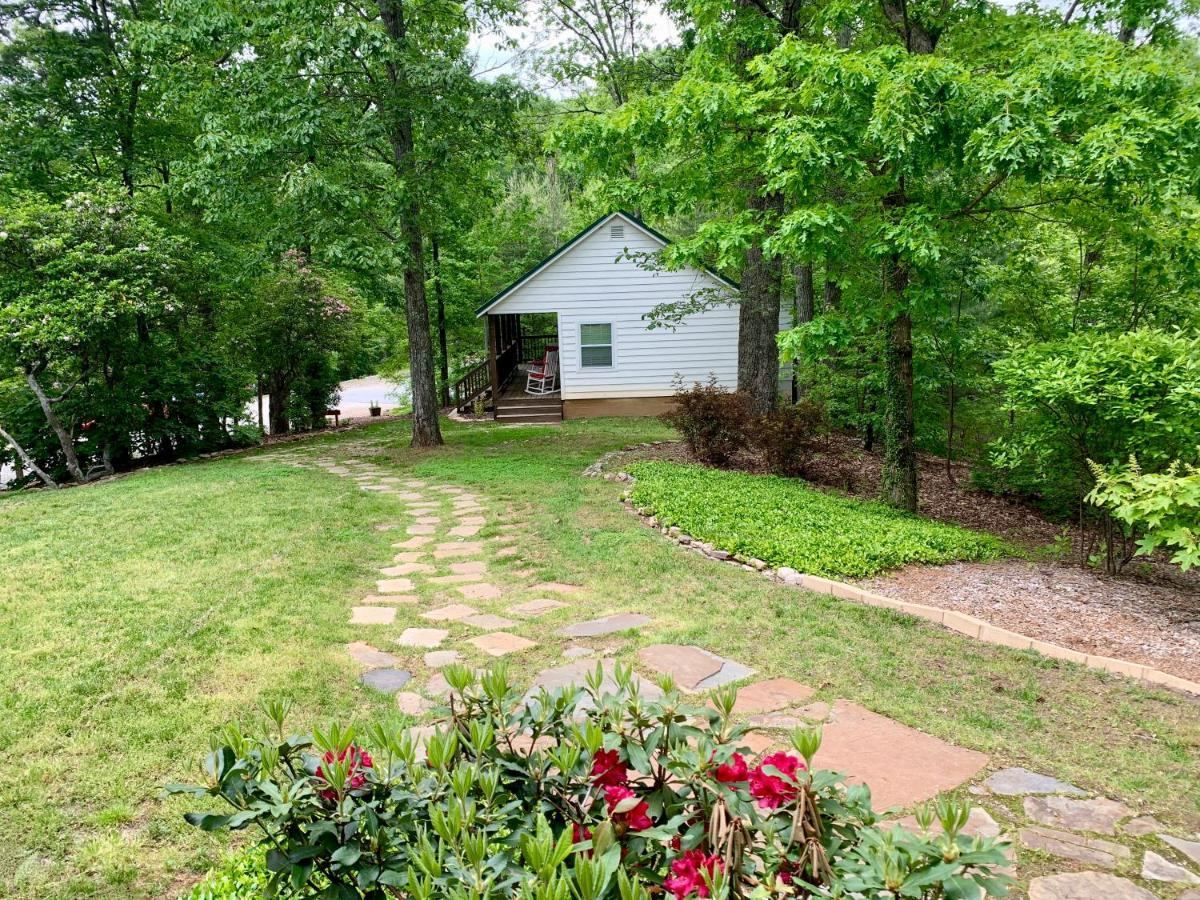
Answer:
xmin=823 ymin=277 xmax=841 ymax=311
xmin=0 ymin=424 xmax=59 ymax=488
xmin=882 ymin=301 xmax=917 ymax=512
xmin=737 ymin=189 xmax=783 ymax=413
xmin=25 ymin=370 xmax=86 ymax=484
xmin=795 ymin=263 xmax=814 ymax=324
xmin=267 ymin=372 xmax=290 ymax=436
xmin=432 ymin=236 xmax=451 ymax=408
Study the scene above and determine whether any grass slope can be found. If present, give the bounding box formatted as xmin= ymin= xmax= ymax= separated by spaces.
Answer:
xmin=0 ymin=417 xmax=1197 ymax=898
xmin=627 ymin=461 xmax=1007 ymax=578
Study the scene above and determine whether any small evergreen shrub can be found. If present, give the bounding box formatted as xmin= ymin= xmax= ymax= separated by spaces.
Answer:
xmin=662 ymin=379 xmax=753 ymax=466
xmin=749 ymin=401 xmax=825 ymax=477
xmin=170 ymin=668 xmax=1012 ymax=899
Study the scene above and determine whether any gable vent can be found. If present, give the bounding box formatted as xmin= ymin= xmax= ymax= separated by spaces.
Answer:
xmin=610 ymin=223 xmax=625 ymax=240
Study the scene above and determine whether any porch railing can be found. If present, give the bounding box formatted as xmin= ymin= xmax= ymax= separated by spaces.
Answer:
xmin=519 ymin=333 xmax=557 ymax=364
xmin=452 ymin=359 xmax=490 ymax=413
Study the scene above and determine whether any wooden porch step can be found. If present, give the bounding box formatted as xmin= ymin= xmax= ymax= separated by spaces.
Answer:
xmin=496 ymin=409 xmax=563 ymax=425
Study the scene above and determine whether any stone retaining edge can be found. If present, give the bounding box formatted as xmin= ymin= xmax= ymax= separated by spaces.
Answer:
xmin=582 ymin=447 xmax=1200 ymax=699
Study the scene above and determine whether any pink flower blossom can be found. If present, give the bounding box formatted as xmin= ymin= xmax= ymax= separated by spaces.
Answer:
xmin=748 ymin=752 xmax=805 ymax=810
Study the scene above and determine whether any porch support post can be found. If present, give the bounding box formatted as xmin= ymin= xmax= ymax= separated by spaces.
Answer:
xmin=487 ymin=315 xmax=501 ymax=420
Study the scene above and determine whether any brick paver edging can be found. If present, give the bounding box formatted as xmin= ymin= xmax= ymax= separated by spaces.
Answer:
xmin=584 ymin=451 xmax=1200 ymax=698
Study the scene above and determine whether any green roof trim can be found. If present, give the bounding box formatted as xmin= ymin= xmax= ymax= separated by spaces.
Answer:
xmin=474 ymin=211 xmax=740 ymax=318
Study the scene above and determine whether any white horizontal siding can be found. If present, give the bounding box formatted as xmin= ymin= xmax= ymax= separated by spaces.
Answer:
xmin=490 ymin=213 xmax=787 ymax=402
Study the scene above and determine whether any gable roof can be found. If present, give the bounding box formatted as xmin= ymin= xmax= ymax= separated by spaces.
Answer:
xmin=475 ymin=211 xmax=739 ymax=318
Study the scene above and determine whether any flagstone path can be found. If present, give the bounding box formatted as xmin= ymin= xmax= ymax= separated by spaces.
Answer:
xmin=290 ymin=444 xmax=1200 ymax=897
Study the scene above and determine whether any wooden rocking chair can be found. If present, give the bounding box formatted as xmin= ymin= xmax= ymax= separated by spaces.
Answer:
xmin=525 ymin=349 xmax=559 ymax=395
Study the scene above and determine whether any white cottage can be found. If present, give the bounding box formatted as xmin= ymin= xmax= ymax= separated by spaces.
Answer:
xmin=457 ymin=211 xmax=780 ymax=423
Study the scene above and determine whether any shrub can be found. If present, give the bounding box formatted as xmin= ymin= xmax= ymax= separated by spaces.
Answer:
xmin=628 ymin=461 xmax=1007 ymax=578
xmin=749 ymin=401 xmax=825 ymax=477
xmin=1087 ymin=456 xmax=1200 ymax=573
xmin=170 ymin=668 xmax=1012 ymax=899
xmin=662 ymin=379 xmax=753 ymax=466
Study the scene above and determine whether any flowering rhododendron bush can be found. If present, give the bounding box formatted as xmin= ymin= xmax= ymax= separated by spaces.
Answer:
xmin=170 ymin=664 xmax=1012 ymax=898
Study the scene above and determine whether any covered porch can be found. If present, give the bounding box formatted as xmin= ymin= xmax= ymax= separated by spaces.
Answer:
xmin=451 ymin=313 xmax=559 ymax=420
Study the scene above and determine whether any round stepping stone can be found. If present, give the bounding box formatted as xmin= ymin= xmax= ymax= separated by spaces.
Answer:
xmin=380 ymin=563 xmax=434 ymax=576
xmin=361 ymin=593 xmax=418 ymax=605
xmin=1161 ymin=835 xmax=1200 ymax=868
xmin=1024 ymin=796 xmax=1132 ymax=834
xmin=424 ymin=649 xmax=461 ymax=668
xmin=351 ymin=606 xmax=396 ymax=625
xmin=462 ymin=613 xmax=517 ymax=630
xmin=395 ymin=628 xmax=449 ymax=648
xmin=1029 ymin=872 xmax=1155 ymax=900
xmin=1019 ymin=826 xmax=1131 ymax=868
xmin=421 ymin=604 xmax=479 ymax=622
xmin=532 ymin=582 xmax=584 ymax=594
xmin=395 ymin=692 xmax=433 ymax=716
xmin=449 ymin=525 xmax=481 ymax=538
xmin=510 ymin=598 xmax=567 ymax=618
xmin=360 ymin=668 xmax=413 ymax=693
xmin=561 ymin=613 xmax=650 ymax=638
xmin=1144 ymin=850 xmax=1200 ymax=884
xmin=347 ymin=642 xmax=400 ymax=668
xmin=450 ymin=560 xmax=488 ymax=576
xmin=376 ymin=577 xmax=414 ymax=593
xmin=469 ymin=632 xmax=537 ymax=657
xmin=984 ymin=768 xmax=1087 ymax=797
xmin=731 ymin=678 xmax=814 ymax=715
xmin=457 ymin=582 xmax=503 ymax=601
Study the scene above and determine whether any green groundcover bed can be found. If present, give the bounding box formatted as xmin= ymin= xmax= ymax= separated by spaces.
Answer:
xmin=627 ymin=461 xmax=1008 ymax=579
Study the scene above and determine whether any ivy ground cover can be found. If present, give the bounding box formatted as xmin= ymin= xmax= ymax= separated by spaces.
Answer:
xmin=627 ymin=461 xmax=1008 ymax=579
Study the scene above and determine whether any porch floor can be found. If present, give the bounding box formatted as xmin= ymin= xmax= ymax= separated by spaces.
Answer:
xmin=495 ymin=366 xmax=563 ymax=424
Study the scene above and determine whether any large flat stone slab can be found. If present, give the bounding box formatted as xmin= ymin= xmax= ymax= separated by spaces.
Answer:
xmin=449 ymin=525 xmax=481 ymax=538
xmin=1144 ymin=850 xmax=1200 ymax=884
xmin=1019 ymin=826 xmax=1130 ymax=868
xmin=561 ymin=613 xmax=650 ymax=638
xmin=637 ymin=644 xmax=725 ymax=691
xmin=469 ymin=632 xmax=537 ymax=657
xmin=815 ymin=700 xmax=989 ymax=810
xmin=351 ymin=606 xmax=396 ymax=625
xmin=1028 ymin=872 xmax=1155 ymax=900
xmin=1023 ymin=796 xmax=1132 ymax=834
xmin=360 ymin=668 xmax=413 ymax=693
xmin=376 ymin=577 xmax=414 ymax=593
xmin=528 ymin=659 xmax=664 ymax=706
xmin=984 ymin=767 xmax=1086 ymax=797
xmin=732 ymin=678 xmax=814 ymax=715
xmin=1161 ymin=835 xmax=1200 ymax=868
xmin=347 ymin=642 xmax=400 ymax=668
xmin=395 ymin=628 xmax=449 ymax=648
xmin=424 ymin=649 xmax=461 ymax=668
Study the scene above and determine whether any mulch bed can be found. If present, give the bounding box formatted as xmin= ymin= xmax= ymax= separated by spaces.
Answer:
xmin=604 ymin=435 xmax=1200 ymax=683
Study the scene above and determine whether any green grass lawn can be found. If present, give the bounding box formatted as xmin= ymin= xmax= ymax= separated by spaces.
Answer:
xmin=627 ymin=460 xmax=1008 ymax=578
xmin=1 ymin=417 xmax=1198 ymax=898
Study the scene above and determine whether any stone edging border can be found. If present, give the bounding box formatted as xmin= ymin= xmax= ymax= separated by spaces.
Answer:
xmin=584 ymin=444 xmax=1200 ymax=699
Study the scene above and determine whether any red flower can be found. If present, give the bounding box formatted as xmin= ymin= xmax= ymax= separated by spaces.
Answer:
xmin=715 ymin=752 xmax=748 ymax=784
xmin=316 ymin=745 xmax=373 ymax=802
xmin=603 ymin=784 xmax=653 ymax=831
xmin=590 ymin=748 xmax=628 ymax=787
xmin=663 ymin=849 xmax=724 ymax=899
xmin=748 ymin=752 xmax=805 ymax=810
xmin=572 ymin=822 xmax=592 ymax=845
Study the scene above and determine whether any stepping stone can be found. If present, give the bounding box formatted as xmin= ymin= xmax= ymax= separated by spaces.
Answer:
xmin=637 ymin=644 xmax=725 ymax=691
xmin=512 ymin=568 xmax=536 ymax=578
xmin=395 ymin=628 xmax=448 ymax=648
xmin=528 ymin=658 xmax=663 ymax=704
xmin=361 ymin=484 xmax=390 ymax=492
xmin=1123 ymin=816 xmax=1164 ymax=836
xmin=562 ymin=646 xmax=596 ymax=659
xmin=1023 ymin=796 xmax=1132 ymax=834
xmin=360 ymin=668 xmax=413 ymax=693
xmin=394 ymin=536 xmax=433 ymax=549
xmin=815 ymin=699 xmax=989 ymax=810
xmin=1020 ymin=826 xmax=1130 ymax=868
xmin=561 ymin=613 xmax=651 ymax=638
xmin=394 ymin=492 xmax=425 ymax=501
xmin=457 ymin=515 xmax=487 ymax=526
xmin=469 ymin=632 xmax=537 ymax=657
xmin=375 ymin=523 xmax=399 ymax=532
xmin=376 ymin=577 xmax=414 ymax=593
xmin=1161 ymin=835 xmax=1200 ymax=867
xmin=462 ymin=613 xmax=517 ymax=630
xmin=403 ymin=480 xmax=426 ymax=488
xmin=413 ymin=516 xmax=441 ymax=526
xmin=457 ymin=582 xmax=503 ymax=601
xmin=984 ymin=767 xmax=1087 ymax=797
xmin=449 ymin=525 xmax=481 ymax=538
xmin=407 ymin=524 xmax=436 ymax=536
xmin=1028 ymin=872 xmax=1154 ymax=900
xmin=361 ymin=593 xmax=418 ymax=605
xmin=380 ymin=563 xmax=434 ymax=576
xmin=378 ymin=476 xmax=401 ymax=483
xmin=731 ymin=678 xmax=814 ymax=715
xmin=347 ymin=642 xmax=400 ymax=668
xmin=396 ymin=692 xmax=433 ymax=716
xmin=510 ymin=598 xmax=567 ymax=618
xmin=421 ymin=604 xmax=479 ymax=622
xmin=450 ymin=560 xmax=488 ymax=576
xmin=426 ymin=672 xmax=452 ymax=697
xmin=424 ymin=649 xmax=461 ymax=668
xmin=532 ymin=582 xmax=584 ymax=595
xmin=429 ymin=573 xmax=484 ymax=585
xmin=495 ymin=546 xmax=520 ymax=558
xmin=434 ymin=541 xmax=485 ymax=558
xmin=351 ymin=606 xmax=396 ymax=625
xmin=393 ymin=551 xmax=425 ymax=563
xmin=1144 ymin=850 xmax=1200 ymax=884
